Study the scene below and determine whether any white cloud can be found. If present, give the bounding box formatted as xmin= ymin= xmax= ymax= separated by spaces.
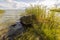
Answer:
xmin=13 ymin=1 xmax=30 ymax=9
xmin=5 ymin=0 xmax=14 ymax=2
xmin=0 ymin=0 xmax=30 ymax=9
xmin=0 ymin=0 xmax=60 ymax=9
xmin=39 ymin=0 xmax=56 ymax=8
xmin=0 ymin=3 xmax=14 ymax=9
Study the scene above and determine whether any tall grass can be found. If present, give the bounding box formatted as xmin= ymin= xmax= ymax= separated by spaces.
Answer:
xmin=17 ymin=5 xmax=60 ymax=40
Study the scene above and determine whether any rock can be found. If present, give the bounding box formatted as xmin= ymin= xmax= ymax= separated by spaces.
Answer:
xmin=2 ymin=15 xmax=34 ymax=40
xmin=2 ymin=22 xmax=24 ymax=40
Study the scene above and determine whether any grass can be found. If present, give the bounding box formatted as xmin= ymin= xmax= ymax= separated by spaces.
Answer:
xmin=17 ymin=5 xmax=60 ymax=40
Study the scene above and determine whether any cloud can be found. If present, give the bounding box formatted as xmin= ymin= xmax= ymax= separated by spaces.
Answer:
xmin=5 ymin=0 xmax=14 ymax=2
xmin=0 ymin=2 xmax=14 ymax=9
xmin=0 ymin=0 xmax=30 ymax=9
xmin=0 ymin=0 xmax=60 ymax=9
xmin=39 ymin=0 xmax=56 ymax=7
xmin=14 ymin=0 xmax=38 ymax=3
xmin=13 ymin=1 xmax=30 ymax=9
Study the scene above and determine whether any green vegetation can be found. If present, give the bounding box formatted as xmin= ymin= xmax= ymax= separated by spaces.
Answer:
xmin=17 ymin=5 xmax=60 ymax=40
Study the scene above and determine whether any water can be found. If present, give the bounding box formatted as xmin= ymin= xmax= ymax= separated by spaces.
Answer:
xmin=0 ymin=9 xmax=23 ymax=30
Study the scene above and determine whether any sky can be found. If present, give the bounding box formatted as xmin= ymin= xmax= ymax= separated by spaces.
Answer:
xmin=0 ymin=0 xmax=60 ymax=9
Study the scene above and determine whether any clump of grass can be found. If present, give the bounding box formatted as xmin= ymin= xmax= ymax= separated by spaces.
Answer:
xmin=17 ymin=5 xmax=60 ymax=40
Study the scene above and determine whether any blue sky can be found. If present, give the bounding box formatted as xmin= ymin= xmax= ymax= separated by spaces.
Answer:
xmin=0 ymin=0 xmax=4 ymax=2
xmin=0 ymin=0 xmax=60 ymax=9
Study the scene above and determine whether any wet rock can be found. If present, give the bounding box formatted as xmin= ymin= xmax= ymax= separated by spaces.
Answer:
xmin=1 ymin=21 xmax=24 ymax=40
xmin=2 ymin=15 xmax=35 ymax=40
